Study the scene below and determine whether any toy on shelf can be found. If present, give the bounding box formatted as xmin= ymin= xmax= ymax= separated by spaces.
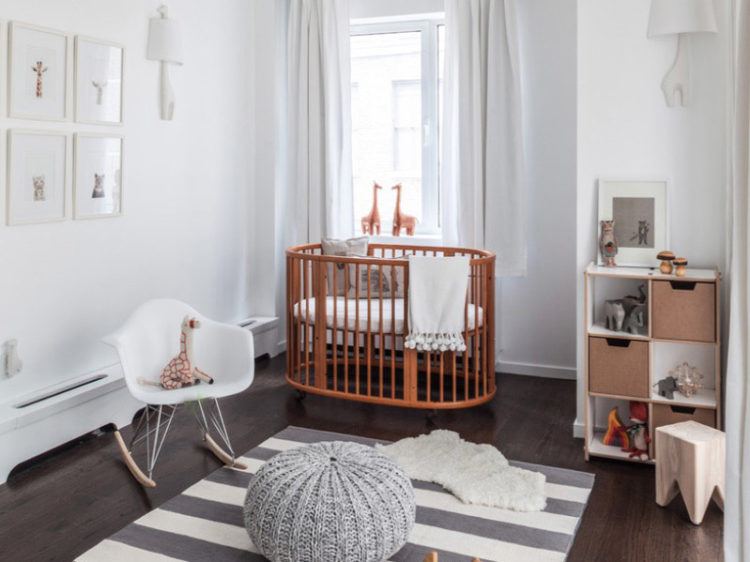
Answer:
xmin=361 ymin=181 xmax=382 ymax=235
xmin=670 ymin=362 xmax=704 ymax=398
xmin=604 ymin=284 xmax=647 ymax=335
xmin=392 ymin=183 xmax=417 ymax=236
xmin=599 ymin=220 xmax=618 ymax=266
xmin=654 ymin=376 xmax=679 ymax=399
xmin=657 ymin=250 xmax=675 ymax=274
xmin=673 ymin=257 xmax=688 ymax=277
xmin=603 ymin=407 xmax=630 ymax=448
xmin=622 ymin=402 xmax=650 ymax=460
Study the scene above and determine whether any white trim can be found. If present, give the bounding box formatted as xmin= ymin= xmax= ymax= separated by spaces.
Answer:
xmin=496 ymin=359 xmax=577 ymax=381
xmin=572 ymin=418 xmax=585 ymax=439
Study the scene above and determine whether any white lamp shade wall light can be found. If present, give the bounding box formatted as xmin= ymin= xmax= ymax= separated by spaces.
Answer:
xmin=147 ymin=5 xmax=183 ymax=120
xmin=647 ymin=0 xmax=718 ymax=107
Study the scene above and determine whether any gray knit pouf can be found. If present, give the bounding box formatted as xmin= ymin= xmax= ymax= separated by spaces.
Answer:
xmin=243 ymin=440 xmax=416 ymax=562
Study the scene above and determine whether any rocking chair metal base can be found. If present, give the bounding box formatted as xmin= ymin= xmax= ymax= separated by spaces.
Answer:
xmin=115 ymin=398 xmax=242 ymax=488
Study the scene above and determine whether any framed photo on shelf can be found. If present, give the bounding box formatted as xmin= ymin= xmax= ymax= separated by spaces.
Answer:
xmin=6 ymin=130 xmax=67 ymax=225
xmin=74 ymin=134 xmax=123 ymax=219
xmin=75 ymin=36 xmax=124 ymax=125
xmin=597 ymin=179 xmax=668 ymax=267
xmin=8 ymin=22 xmax=68 ymax=121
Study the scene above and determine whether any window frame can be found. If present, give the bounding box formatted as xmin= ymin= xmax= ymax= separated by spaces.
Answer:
xmin=350 ymin=17 xmax=444 ymax=235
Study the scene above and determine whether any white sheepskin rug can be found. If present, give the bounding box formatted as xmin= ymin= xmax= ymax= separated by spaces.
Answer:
xmin=376 ymin=430 xmax=546 ymax=512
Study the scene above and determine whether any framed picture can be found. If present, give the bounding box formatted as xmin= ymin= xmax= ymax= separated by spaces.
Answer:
xmin=8 ymin=22 xmax=68 ymax=121
xmin=6 ymin=130 xmax=67 ymax=225
xmin=75 ymin=36 xmax=124 ymax=125
xmin=597 ymin=179 xmax=668 ymax=267
xmin=74 ymin=134 xmax=123 ymax=219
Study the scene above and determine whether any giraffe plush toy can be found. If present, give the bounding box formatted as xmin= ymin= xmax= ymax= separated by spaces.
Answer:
xmin=159 ymin=316 xmax=214 ymax=390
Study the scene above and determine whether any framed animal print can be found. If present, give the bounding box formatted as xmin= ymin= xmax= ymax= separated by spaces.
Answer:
xmin=75 ymin=36 xmax=124 ymax=125
xmin=73 ymin=134 xmax=123 ymax=219
xmin=597 ymin=179 xmax=668 ymax=268
xmin=6 ymin=130 xmax=67 ymax=225
xmin=8 ymin=22 xmax=68 ymax=121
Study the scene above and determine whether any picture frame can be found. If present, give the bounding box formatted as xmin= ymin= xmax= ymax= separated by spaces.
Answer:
xmin=6 ymin=130 xmax=68 ymax=226
xmin=597 ymin=179 xmax=668 ymax=267
xmin=73 ymin=133 xmax=123 ymax=219
xmin=8 ymin=22 xmax=68 ymax=121
xmin=74 ymin=36 xmax=124 ymax=125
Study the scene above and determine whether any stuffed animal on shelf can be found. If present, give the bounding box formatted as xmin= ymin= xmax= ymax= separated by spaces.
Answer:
xmin=604 ymin=300 xmax=626 ymax=331
xmin=654 ymin=376 xmax=679 ymax=399
xmin=622 ymin=401 xmax=650 ymax=460
xmin=599 ymin=220 xmax=618 ymax=266
xmin=150 ymin=316 xmax=214 ymax=390
xmin=603 ymin=407 xmax=629 ymax=448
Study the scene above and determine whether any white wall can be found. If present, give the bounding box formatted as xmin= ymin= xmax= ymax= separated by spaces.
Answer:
xmin=0 ymin=0 xmax=254 ymax=394
xmin=575 ymin=0 xmax=729 ymax=432
xmin=498 ymin=0 xmax=578 ymax=380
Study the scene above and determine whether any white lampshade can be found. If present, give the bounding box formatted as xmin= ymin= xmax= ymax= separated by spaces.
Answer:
xmin=147 ymin=15 xmax=183 ymax=64
xmin=648 ymin=0 xmax=718 ymax=37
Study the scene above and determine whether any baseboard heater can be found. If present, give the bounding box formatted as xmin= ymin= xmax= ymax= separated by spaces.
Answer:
xmin=14 ymin=374 xmax=108 ymax=409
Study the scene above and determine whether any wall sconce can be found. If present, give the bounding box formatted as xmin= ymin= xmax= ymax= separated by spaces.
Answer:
xmin=146 ymin=5 xmax=183 ymax=120
xmin=647 ymin=0 xmax=717 ymax=107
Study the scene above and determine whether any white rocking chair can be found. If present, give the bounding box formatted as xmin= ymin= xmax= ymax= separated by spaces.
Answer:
xmin=104 ymin=299 xmax=254 ymax=487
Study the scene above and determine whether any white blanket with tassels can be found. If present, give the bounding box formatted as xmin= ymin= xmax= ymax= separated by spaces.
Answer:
xmin=405 ymin=255 xmax=470 ymax=352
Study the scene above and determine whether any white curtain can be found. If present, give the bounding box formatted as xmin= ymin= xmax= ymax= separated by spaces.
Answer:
xmin=441 ymin=0 xmax=526 ymax=276
xmin=286 ymin=0 xmax=352 ymax=243
xmin=726 ymin=0 xmax=750 ymax=560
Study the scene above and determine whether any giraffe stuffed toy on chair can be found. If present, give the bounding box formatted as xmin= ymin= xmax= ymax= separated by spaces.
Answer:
xmin=159 ymin=316 xmax=214 ymax=389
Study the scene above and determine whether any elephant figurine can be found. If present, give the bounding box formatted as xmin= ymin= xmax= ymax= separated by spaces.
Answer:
xmin=623 ymin=303 xmax=646 ymax=335
xmin=654 ymin=376 xmax=678 ymax=400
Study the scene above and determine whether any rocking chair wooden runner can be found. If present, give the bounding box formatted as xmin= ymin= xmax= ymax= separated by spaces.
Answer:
xmin=104 ymin=299 xmax=255 ymax=487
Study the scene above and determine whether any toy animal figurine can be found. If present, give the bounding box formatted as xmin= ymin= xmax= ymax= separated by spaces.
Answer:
xmin=150 ymin=316 xmax=214 ymax=390
xmin=670 ymin=362 xmax=704 ymax=398
xmin=31 ymin=61 xmax=48 ymax=98
xmin=32 ymin=175 xmax=46 ymax=202
xmin=629 ymin=220 xmax=650 ymax=246
xmin=622 ymin=401 xmax=650 ymax=460
xmin=622 ymin=303 xmax=646 ymax=335
xmin=654 ymin=376 xmax=679 ymax=399
xmin=92 ymin=173 xmax=105 ymax=199
xmin=392 ymin=183 xmax=417 ymax=236
xmin=599 ymin=220 xmax=618 ymax=266
xmin=604 ymin=300 xmax=626 ymax=331
xmin=91 ymin=80 xmax=108 ymax=105
xmin=603 ymin=407 xmax=629 ymax=448
xmin=361 ymin=182 xmax=382 ymax=235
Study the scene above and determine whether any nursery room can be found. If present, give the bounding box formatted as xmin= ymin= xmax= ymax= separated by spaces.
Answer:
xmin=0 ymin=0 xmax=747 ymax=561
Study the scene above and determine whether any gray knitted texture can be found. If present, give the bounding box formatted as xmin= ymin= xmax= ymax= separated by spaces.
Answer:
xmin=243 ymin=441 xmax=416 ymax=562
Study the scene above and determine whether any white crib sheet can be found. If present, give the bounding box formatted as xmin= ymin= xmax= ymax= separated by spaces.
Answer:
xmin=293 ymin=297 xmax=484 ymax=334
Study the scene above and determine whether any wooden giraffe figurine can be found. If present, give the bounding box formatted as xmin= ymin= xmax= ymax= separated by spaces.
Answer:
xmin=424 ymin=552 xmax=481 ymax=562
xmin=158 ymin=316 xmax=214 ymax=390
xmin=31 ymin=61 xmax=48 ymax=98
xmin=392 ymin=183 xmax=417 ymax=236
xmin=361 ymin=181 xmax=382 ymax=235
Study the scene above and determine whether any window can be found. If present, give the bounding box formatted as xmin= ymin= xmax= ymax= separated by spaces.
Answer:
xmin=350 ymin=19 xmax=444 ymax=235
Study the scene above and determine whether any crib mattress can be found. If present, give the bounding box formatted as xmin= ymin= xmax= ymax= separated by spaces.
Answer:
xmin=293 ymin=297 xmax=484 ymax=334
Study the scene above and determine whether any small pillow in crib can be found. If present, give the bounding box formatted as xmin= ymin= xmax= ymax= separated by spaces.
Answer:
xmin=321 ymin=236 xmax=369 ymax=296
xmin=350 ymin=263 xmax=405 ymax=299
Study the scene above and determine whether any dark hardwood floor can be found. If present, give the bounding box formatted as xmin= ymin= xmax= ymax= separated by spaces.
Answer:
xmin=0 ymin=355 xmax=722 ymax=561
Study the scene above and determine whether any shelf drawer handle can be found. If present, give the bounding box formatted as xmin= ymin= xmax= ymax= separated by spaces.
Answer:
xmin=669 ymin=281 xmax=697 ymax=291
xmin=670 ymin=406 xmax=696 ymax=415
xmin=605 ymin=338 xmax=631 ymax=348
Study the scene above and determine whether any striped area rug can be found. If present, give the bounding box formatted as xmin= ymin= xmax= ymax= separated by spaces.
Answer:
xmin=78 ymin=426 xmax=594 ymax=562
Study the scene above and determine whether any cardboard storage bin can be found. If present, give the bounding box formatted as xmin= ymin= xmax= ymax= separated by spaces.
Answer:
xmin=652 ymin=280 xmax=716 ymax=342
xmin=589 ymin=336 xmax=649 ymax=398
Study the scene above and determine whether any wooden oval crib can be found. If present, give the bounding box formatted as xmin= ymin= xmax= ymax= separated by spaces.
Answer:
xmin=286 ymin=243 xmax=496 ymax=409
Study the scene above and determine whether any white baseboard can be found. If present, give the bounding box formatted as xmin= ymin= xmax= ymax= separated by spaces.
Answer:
xmin=495 ymin=360 xmax=577 ymax=380
xmin=572 ymin=418 xmax=585 ymax=439
xmin=273 ymin=339 xmax=287 ymax=357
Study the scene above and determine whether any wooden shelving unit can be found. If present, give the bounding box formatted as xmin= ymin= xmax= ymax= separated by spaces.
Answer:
xmin=583 ymin=262 xmax=722 ymax=464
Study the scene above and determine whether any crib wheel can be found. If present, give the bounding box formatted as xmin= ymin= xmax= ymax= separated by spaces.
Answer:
xmin=295 ymin=389 xmax=307 ymax=400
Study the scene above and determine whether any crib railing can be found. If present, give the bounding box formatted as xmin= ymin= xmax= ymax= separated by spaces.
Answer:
xmin=286 ymin=243 xmax=496 ymax=409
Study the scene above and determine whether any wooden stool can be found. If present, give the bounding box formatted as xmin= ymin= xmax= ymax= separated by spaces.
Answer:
xmin=655 ymin=421 xmax=725 ymax=525
xmin=424 ymin=553 xmax=481 ymax=562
